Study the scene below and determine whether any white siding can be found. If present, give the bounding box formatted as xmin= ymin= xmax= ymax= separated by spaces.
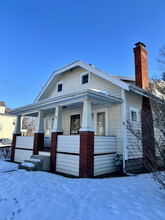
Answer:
xmin=46 ymin=67 xmax=122 ymax=99
xmin=56 ymin=153 xmax=79 ymax=176
xmin=108 ymin=104 xmax=123 ymax=154
xmin=94 ymin=154 xmax=117 ymax=176
xmin=14 ymin=149 xmax=33 ymax=163
xmin=94 ymin=136 xmax=116 ymax=154
xmin=126 ymin=91 xmax=143 ymax=159
xmin=15 ymin=136 xmax=34 ymax=150
xmin=14 ymin=136 xmax=34 ymax=163
xmin=57 ymin=135 xmax=80 ymax=153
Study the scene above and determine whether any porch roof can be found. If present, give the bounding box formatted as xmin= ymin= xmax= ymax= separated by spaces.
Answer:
xmin=9 ymin=89 xmax=123 ymax=116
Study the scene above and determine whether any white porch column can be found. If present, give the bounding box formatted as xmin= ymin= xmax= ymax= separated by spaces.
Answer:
xmin=35 ymin=110 xmax=44 ymax=133
xmin=14 ymin=115 xmax=21 ymax=134
xmin=52 ymin=106 xmax=63 ymax=132
xmin=80 ymin=99 xmax=94 ymax=132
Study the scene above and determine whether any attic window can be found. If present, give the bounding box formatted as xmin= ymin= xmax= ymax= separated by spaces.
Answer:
xmin=56 ymin=81 xmax=63 ymax=93
xmin=80 ymin=72 xmax=90 ymax=85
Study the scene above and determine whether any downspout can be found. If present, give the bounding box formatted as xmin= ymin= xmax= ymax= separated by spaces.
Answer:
xmin=122 ymin=88 xmax=128 ymax=173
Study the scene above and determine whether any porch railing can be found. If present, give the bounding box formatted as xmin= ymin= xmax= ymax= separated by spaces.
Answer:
xmin=94 ymin=136 xmax=116 ymax=176
xmin=14 ymin=136 xmax=34 ymax=163
xmin=56 ymin=135 xmax=80 ymax=176
xmin=94 ymin=136 xmax=116 ymax=154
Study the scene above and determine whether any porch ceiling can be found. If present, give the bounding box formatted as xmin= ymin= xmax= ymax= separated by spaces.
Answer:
xmin=9 ymin=89 xmax=123 ymax=116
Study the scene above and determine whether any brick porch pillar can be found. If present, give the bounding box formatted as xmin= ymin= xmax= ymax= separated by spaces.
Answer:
xmin=79 ymin=131 xmax=94 ymax=178
xmin=33 ymin=110 xmax=44 ymax=155
xmin=50 ymin=106 xmax=63 ymax=172
xmin=11 ymin=133 xmax=21 ymax=162
xmin=33 ymin=132 xmax=44 ymax=155
xmin=141 ymin=96 xmax=155 ymax=170
xmin=11 ymin=115 xmax=21 ymax=162
xmin=79 ymin=99 xmax=94 ymax=178
xmin=50 ymin=131 xmax=63 ymax=172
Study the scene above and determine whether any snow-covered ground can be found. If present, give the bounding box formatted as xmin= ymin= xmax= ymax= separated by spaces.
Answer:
xmin=0 ymin=161 xmax=165 ymax=220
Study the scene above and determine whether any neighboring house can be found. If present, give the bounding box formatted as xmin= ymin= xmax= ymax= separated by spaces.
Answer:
xmin=9 ymin=42 xmax=163 ymax=177
xmin=0 ymin=102 xmax=16 ymax=141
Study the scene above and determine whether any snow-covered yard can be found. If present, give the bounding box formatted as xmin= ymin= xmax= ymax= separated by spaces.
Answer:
xmin=0 ymin=161 xmax=165 ymax=220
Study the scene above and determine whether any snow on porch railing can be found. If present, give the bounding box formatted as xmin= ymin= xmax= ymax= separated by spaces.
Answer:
xmin=94 ymin=136 xmax=116 ymax=154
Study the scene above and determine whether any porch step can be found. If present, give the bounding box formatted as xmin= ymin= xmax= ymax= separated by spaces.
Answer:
xmin=18 ymin=155 xmax=50 ymax=172
xmin=24 ymin=158 xmax=43 ymax=170
xmin=18 ymin=162 xmax=37 ymax=171
xmin=31 ymin=155 xmax=50 ymax=171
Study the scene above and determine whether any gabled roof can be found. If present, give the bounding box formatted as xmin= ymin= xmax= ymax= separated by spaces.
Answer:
xmin=35 ymin=60 xmax=129 ymax=102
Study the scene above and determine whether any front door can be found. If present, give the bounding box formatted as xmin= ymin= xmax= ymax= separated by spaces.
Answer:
xmin=70 ymin=114 xmax=80 ymax=135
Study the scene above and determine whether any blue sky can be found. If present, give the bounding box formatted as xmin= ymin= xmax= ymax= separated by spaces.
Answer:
xmin=0 ymin=0 xmax=165 ymax=109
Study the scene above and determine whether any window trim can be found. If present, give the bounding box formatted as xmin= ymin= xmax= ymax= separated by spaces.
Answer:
xmin=92 ymin=108 xmax=108 ymax=136
xmin=80 ymin=72 xmax=90 ymax=85
xmin=56 ymin=81 xmax=63 ymax=93
xmin=129 ymin=107 xmax=139 ymax=123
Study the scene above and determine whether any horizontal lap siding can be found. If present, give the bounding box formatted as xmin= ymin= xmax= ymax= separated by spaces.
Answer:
xmin=56 ymin=153 xmax=79 ymax=176
xmin=14 ymin=149 xmax=33 ymax=163
xmin=94 ymin=136 xmax=116 ymax=154
xmin=15 ymin=136 xmax=34 ymax=149
xmin=108 ymin=104 xmax=123 ymax=155
xmin=57 ymin=136 xmax=80 ymax=153
xmin=94 ymin=154 xmax=117 ymax=176
xmin=126 ymin=91 xmax=143 ymax=159
xmin=47 ymin=67 xmax=122 ymax=99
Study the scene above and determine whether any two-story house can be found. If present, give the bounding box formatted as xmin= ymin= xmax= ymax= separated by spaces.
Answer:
xmin=9 ymin=42 xmax=159 ymax=177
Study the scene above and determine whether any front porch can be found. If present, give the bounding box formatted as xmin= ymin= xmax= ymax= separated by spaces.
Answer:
xmin=13 ymin=135 xmax=117 ymax=176
xmin=11 ymin=89 xmax=123 ymax=177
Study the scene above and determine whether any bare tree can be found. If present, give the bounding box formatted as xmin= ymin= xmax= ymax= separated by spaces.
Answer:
xmin=22 ymin=116 xmax=37 ymax=136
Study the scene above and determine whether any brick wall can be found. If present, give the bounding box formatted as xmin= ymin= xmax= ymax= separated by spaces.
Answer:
xmin=33 ymin=133 xmax=44 ymax=155
xmin=50 ymin=132 xmax=63 ymax=172
xmin=134 ymin=45 xmax=149 ymax=91
xmin=11 ymin=133 xmax=21 ymax=162
xmin=141 ymin=97 xmax=155 ymax=170
xmin=79 ymin=131 xmax=94 ymax=178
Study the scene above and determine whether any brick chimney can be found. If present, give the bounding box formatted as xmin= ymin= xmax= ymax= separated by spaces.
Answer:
xmin=133 ymin=42 xmax=149 ymax=91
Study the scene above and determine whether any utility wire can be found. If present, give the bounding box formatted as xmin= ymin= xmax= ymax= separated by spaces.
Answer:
xmin=0 ymin=78 xmax=40 ymax=92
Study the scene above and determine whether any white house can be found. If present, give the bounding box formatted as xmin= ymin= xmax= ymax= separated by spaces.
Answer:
xmin=9 ymin=42 xmax=157 ymax=177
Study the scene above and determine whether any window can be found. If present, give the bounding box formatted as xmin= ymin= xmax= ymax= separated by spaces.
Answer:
xmin=97 ymin=112 xmax=105 ymax=136
xmin=80 ymin=72 xmax=90 ymax=85
xmin=56 ymin=81 xmax=63 ymax=93
xmin=70 ymin=114 xmax=80 ymax=135
xmin=13 ymin=119 xmax=15 ymax=125
xmin=57 ymin=84 xmax=62 ymax=92
xmin=130 ymin=107 xmax=138 ymax=123
xmin=82 ymin=74 xmax=89 ymax=84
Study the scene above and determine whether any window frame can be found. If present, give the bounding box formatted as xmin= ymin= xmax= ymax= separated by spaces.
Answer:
xmin=129 ymin=107 xmax=139 ymax=123
xmin=92 ymin=108 xmax=108 ymax=136
xmin=80 ymin=72 xmax=90 ymax=85
xmin=56 ymin=81 xmax=63 ymax=93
